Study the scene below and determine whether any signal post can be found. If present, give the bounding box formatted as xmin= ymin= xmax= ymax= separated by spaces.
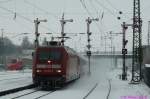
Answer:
xmin=86 ymin=17 xmax=99 ymax=74
xmin=34 ymin=18 xmax=47 ymax=48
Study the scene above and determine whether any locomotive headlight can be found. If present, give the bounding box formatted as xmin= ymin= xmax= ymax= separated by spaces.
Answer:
xmin=57 ymin=70 xmax=61 ymax=73
xmin=36 ymin=69 xmax=42 ymax=72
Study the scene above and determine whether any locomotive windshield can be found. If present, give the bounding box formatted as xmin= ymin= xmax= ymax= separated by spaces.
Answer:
xmin=37 ymin=50 xmax=61 ymax=63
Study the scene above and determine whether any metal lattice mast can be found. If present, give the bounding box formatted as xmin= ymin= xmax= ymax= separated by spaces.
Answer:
xmin=148 ymin=21 xmax=150 ymax=45
xmin=131 ymin=0 xmax=142 ymax=82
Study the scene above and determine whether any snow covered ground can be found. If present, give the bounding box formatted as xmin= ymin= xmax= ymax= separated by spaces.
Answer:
xmin=0 ymin=69 xmax=32 ymax=92
xmin=0 ymin=57 xmax=150 ymax=99
xmin=109 ymin=69 xmax=150 ymax=99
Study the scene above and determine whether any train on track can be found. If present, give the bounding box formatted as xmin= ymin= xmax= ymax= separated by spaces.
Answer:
xmin=32 ymin=41 xmax=81 ymax=89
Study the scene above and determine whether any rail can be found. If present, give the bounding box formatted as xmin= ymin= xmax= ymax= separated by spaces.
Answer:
xmin=0 ymin=84 xmax=36 ymax=96
xmin=106 ymin=79 xmax=112 ymax=99
xmin=11 ymin=90 xmax=39 ymax=99
xmin=34 ymin=90 xmax=56 ymax=99
xmin=83 ymin=83 xmax=98 ymax=99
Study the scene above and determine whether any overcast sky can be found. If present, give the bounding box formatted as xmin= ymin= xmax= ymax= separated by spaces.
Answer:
xmin=0 ymin=0 xmax=150 ymax=52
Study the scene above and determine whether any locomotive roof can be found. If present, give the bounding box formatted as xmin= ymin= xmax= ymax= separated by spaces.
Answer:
xmin=36 ymin=46 xmax=78 ymax=55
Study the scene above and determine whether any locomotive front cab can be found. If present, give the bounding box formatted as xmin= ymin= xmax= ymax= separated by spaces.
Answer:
xmin=33 ymin=47 xmax=67 ymax=88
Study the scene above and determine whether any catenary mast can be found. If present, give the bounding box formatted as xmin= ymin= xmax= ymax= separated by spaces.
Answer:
xmin=131 ymin=0 xmax=142 ymax=82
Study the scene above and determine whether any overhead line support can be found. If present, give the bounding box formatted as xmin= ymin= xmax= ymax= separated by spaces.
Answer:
xmin=131 ymin=0 xmax=142 ymax=83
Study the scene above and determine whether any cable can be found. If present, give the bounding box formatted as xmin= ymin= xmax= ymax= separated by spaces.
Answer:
xmin=104 ymin=0 xmax=131 ymax=19
xmin=24 ymin=0 xmax=59 ymax=20
xmin=105 ymin=0 xmax=119 ymax=12
xmin=80 ymin=0 xmax=106 ymax=50
xmin=93 ymin=0 xmax=130 ymax=21
xmin=80 ymin=0 xmax=92 ymax=17
xmin=93 ymin=0 xmax=117 ymax=17
xmin=63 ymin=0 xmax=67 ymax=14
xmin=92 ymin=0 xmax=131 ymax=33
xmin=87 ymin=0 xmax=107 ymax=32
xmin=15 ymin=19 xmax=33 ymax=31
xmin=0 ymin=0 xmax=13 ymax=3
xmin=0 ymin=6 xmax=56 ymax=33
xmin=89 ymin=0 xmax=99 ymax=15
xmin=89 ymin=0 xmax=120 ymax=31
xmin=0 ymin=6 xmax=32 ymax=22
xmin=80 ymin=0 xmax=103 ymax=33
xmin=88 ymin=0 xmax=106 ymax=40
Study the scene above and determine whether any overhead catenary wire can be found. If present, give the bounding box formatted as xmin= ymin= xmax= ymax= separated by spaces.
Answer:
xmin=80 ymin=0 xmax=92 ymax=17
xmin=80 ymin=0 xmax=103 ymax=33
xmin=24 ymin=0 xmax=59 ymax=20
xmin=80 ymin=0 xmax=108 ymax=52
xmin=15 ymin=19 xmax=33 ymax=31
xmin=87 ymin=0 xmax=106 ymax=46
xmin=93 ymin=0 xmax=131 ymax=21
xmin=87 ymin=0 xmax=108 ymax=31
xmin=90 ymin=0 xmax=131 ymax=33
xmin=63 ymin=0 xmax=67 ymax=14
xmin=93 ymin=0 xmax=117 ymax=18
xmin=0 ymin=6 xmax=56 ymax=33
xmin=87 ymin=0 xmax=128 ymax=51
xmin=83 ymin=1 xmax=112 ymax=37
xmin=105 ymin=0 xmax=119 ymax=12
xmin=0 ymin=0 xmax=13 ymax=3
xmin=0 ymin=6 xmax=33 ymax=23
xmin=89 ymin=0 xmax=99 ymax=15
xmin=104 ymin=0 xmax=131 ymax=20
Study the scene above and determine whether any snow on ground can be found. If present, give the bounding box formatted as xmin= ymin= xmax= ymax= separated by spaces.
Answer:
xmin=0 ymin=69 xmax=32 ymax=92
xmin=109 ymin=69 xmax=150 ymax=99
xmin=42 ymin=57 xmax=150 ymax=99
xmin=37 ymin=57 xmax=113 ymax=99
xmin=0 ymin=57 xmax=150 ymax=99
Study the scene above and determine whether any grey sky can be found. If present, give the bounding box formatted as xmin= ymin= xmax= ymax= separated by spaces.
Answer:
xmin=0 ymin=0 xmax=149 ymax=52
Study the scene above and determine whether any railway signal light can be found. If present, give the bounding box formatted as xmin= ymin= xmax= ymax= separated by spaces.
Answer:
xmin=88 ymin=39 xmax=91 ymax=42
xmin=122 ymin=48 xmax=127 ymax=54
xmin=88 ymin=32 xmax=92 ymax=35
xmin=63 ymin=33 xmax=66 ymax=36
xmin=86 ymin=51 xmax=91 ymax=56
xmin=119 ymin=11 xmax=123 ymax=14
xmin=86 ymin=45 xmax=91 ymax=49
xmin=124 ymin=40 xmax=128 ymax=46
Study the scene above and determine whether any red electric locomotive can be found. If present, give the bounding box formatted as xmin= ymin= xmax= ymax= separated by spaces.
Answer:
xmin=32 ymin=42 xmax=80 ymax=89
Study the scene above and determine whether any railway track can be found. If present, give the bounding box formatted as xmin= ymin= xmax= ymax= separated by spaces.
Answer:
xmin=83 ymin=79 xmax=112 ymax=99
xmin=0 ymin=84 xmax=36 ymax=96
xmin=106 ymin=79 xmax=112 ymax=99
xmin=10 ymin=89 xmax=55 ymax=99
xmin=34 ymin=91 xmax=55 ymax=99
xmin=11 ymin=90 xmax=39 ymax=99
xmin=0 ymin=76 xmax=31 ymax=81
xmin=83 ymin=83 xmax=98 ymax=99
